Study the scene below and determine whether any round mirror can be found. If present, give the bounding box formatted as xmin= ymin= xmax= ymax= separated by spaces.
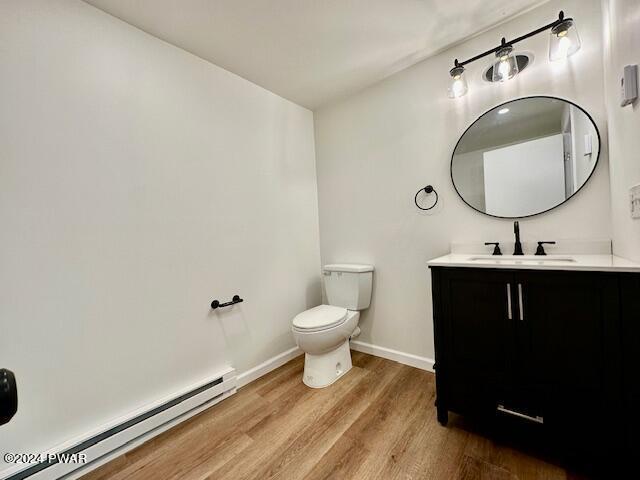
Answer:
xmin=451 ymin=96 xmax=600 ymax=218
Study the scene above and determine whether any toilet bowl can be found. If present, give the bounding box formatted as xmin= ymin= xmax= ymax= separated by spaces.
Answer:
xmin=292 ymin=264 xmax=373 ymax=388
xmin=292 ymin=306 xmax=360 ymax=388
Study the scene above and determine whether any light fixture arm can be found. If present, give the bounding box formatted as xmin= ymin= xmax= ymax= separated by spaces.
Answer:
xmin=452 ymin=10 xmax=570 ymax=70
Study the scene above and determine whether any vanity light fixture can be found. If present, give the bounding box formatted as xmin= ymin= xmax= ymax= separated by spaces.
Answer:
xmin=448 ymin=61 xmax=468 ymax=98
xmin=447 ymin=11 xmax=580 ymax=98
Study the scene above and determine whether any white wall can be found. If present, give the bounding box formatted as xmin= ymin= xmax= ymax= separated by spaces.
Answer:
xmin=0 ymin=0 xmax=320 ymax=472
xmin=314 ymin=0 xmax=611 ymax=363
xmin=602 ymin=0 xmax=640 ymax=262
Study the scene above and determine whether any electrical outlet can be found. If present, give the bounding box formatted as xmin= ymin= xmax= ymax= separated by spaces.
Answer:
xmin=631 ymin=184 xmax=640 ymax=219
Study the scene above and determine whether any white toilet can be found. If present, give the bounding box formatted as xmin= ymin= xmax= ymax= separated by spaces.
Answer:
xmin=292 ymin=264 xmax=374 ymax=388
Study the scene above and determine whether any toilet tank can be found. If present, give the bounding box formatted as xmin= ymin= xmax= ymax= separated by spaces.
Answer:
xmin=323 ymin=264 xmax=374 ymax=310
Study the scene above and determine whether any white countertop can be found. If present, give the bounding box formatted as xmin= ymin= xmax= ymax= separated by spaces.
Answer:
xmin=427 ymin=253 xmax=640 ymax=273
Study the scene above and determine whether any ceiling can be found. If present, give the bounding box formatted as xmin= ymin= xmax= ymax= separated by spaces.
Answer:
xmin=456 ymin=98 xmax=568 ymax=153
xmin=84 ymin=0 xmax=549 ymax=109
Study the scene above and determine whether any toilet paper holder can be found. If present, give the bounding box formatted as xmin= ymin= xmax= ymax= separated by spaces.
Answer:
xmin=211 ymin=295 xmax=244 ymax=310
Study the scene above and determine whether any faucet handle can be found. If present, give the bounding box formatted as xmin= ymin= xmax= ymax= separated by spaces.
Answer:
xmin=484 ymin=242 xmax=502 ymax=256
xmin=535 ymin=241 xmax=556 ymax=256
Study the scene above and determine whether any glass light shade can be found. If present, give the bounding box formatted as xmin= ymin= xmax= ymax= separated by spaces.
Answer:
xmin=448 ymin=66 xmax=468 ymax=99
xmin=549 ymin=19 xmax=581 ymax=61
xmin=492 ymin=46 xmax=519 ymax=82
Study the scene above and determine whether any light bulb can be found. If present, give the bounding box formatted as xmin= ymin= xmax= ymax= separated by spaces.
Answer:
xmin=498 ymin=60 xmax=511 ymax=80
xmin=556 ymin=35 xmax=572 ymax=59
xmin=451 ymin=79 xmax=465 ymax=97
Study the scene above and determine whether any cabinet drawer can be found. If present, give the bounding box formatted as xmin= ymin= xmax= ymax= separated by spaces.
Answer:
xmin=497 ymin=384 xmax=609 ymax=457
xmin=447 ymin=376 xmax=503 ymax=416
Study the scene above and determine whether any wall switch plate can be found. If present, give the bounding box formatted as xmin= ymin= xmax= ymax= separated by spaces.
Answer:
xmin=631 ymin=184 xmax=640 ymax=219
xmin=621 ymin=64 xmax=638 ymax=107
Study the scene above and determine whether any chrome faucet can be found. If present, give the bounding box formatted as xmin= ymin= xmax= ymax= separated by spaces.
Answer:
xmin=513 ymin=221 xmax=524 ymax=255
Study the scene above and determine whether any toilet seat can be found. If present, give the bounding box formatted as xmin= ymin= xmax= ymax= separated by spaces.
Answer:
xmin=292 ymin=305 xmax=348 ymax=332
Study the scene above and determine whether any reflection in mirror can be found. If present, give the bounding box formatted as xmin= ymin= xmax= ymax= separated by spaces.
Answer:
xmin=451 ymin=97 xmax=600 ymax=218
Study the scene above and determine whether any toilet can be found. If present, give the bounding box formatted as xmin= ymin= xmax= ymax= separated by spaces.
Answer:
xmin=292 ymin=263 xmax=374 ymax=388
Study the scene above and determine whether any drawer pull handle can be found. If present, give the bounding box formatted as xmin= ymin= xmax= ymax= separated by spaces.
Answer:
xmin=506 ymin=283 xmax=512 ymax=320
xmin=517 ymin=283 xmax=524 ymax=321
xmin=497 ymin=404 xmax=544 ymax=424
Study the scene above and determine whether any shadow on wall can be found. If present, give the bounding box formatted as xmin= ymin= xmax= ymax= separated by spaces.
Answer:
xmin=212 ymin=303 xmax=298 ymax=375
xmin=209 ymin=305 xmax=248 ymax=353
xmin=305 ymin=275 xmax=323 ymax=309
xmin=359 ymin=270 xmax=378 ymax=342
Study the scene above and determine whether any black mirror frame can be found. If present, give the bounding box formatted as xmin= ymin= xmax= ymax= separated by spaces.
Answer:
xmin=450 ymin=95 xmax=602 ymax=219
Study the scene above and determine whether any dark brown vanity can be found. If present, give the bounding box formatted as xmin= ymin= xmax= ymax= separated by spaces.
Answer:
xmin=429 ymin=263 xmax=639 ymax=466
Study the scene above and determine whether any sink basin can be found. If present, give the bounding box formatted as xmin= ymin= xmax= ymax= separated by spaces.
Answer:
xmin=468 ymin=255 xmax=577 ymax=264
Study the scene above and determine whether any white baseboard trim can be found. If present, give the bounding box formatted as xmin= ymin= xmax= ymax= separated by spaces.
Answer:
xmin=350 ymin=340 xmax=435 ymax=372
xmin=237 ymin=346 xmax=303 ymax=388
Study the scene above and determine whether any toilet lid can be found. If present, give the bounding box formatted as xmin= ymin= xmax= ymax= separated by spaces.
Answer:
xmin=292 ymin=305 xmax=348 ymax=331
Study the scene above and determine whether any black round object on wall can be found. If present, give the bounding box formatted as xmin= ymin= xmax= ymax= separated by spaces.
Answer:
xmin=0 ymin=368 xmax=18 ymax=426
xmin=414 ymin=185 xmax=439 ymax=211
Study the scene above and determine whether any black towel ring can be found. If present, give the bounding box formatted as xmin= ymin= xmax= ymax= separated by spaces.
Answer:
xmin=414 ymin=185 xmax=438 ymax=211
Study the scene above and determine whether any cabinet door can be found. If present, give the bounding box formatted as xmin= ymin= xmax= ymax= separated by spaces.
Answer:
xmin=438 ymin=268 xmax=516 ymax=415
xmin=620 ymin=274 xmax=640 ymax=457
xmin=513 ymin=270 xmax=621 ymax=456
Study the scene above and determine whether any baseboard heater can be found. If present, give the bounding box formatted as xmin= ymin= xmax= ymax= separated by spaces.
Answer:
xmin=3 ymin=368 xmax=236 ymax=480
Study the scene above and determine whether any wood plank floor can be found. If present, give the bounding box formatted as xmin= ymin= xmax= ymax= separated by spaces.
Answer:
xmin=81 ymin=352 xmax=589 ymax=480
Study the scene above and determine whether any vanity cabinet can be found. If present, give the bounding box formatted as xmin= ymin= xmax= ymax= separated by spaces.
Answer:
xmin=430 ymin=267 xmax=625 ymax=460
